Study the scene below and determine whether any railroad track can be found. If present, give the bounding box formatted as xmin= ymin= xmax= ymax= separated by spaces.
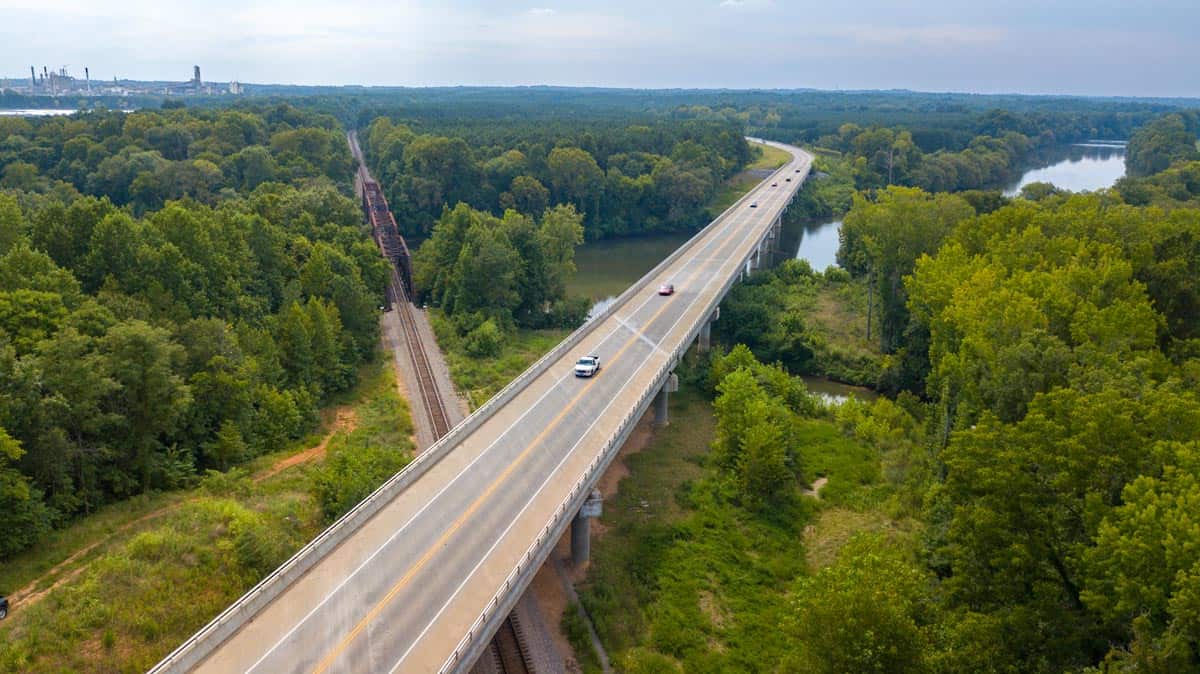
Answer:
xmin=389 ymin=271 xmax=452 ymax=439
xmin=489 ymin=613 xmax=533 ymax=674
xmin=352 ymin=132 xmax=532 ymax=674
xmin=349 ymin=130 xmax=452 ymax=440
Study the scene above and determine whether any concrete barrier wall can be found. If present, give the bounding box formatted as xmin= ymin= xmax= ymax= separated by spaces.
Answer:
xmin=440 ymin=145 xmax=812 ymax=673
xmin=149 ymin=141 xmax=808 ymax=674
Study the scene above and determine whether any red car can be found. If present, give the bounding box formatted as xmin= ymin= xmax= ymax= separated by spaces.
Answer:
xmin=658 ymin=283 xmax=675 ymax=296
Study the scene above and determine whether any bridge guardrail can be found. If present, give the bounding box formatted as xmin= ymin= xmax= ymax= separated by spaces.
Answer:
xmin=438 ymin=145 xmax=811 ymax=673
xmin=149 ymin=141 xmax=804 ymax=674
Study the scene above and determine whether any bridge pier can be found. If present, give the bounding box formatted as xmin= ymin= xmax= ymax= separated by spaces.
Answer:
xmin=697 ymin=308 xmax=719 ymax=353
xmin=571 ymin=489 xmax=603 ymax=565
xmin=653 ymin=372 xmax=680 ymax=427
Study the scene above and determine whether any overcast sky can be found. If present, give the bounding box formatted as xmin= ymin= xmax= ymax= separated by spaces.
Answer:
xmin=1 ymin=0 xmax=1196 ymax=97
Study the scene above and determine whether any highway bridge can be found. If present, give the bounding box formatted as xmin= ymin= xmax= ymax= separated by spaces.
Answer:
xmin=150 ymin=140 xmax=811 ymax=674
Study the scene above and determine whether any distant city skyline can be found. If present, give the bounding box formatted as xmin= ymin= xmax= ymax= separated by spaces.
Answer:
xmin=1 ymin=0 xmax=1196 ymax=98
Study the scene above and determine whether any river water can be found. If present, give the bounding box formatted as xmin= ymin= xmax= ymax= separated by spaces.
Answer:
xmin=570 ymin=233 xmax=691 ymax=317
xmin=791 ymin=142 xmax=1128 ymax=270
xmin=566 ymin=144 xmax=1127 ymax=400
xmin=0 ymin=109 xmax=77 ymax=116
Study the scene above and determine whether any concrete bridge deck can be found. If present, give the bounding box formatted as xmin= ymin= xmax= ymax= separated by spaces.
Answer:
xmin=151 ymin=140 xmax=810 ymax=674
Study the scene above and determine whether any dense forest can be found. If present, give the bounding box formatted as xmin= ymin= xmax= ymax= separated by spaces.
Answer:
xmin=0 ymin=105 xmax=353 ymax=212
xmin=0 ymin=105 xmax=387 ymax=559
xmin=2 ymin=89 xmax=1199 ymax=671
xmin=361 ymin=114 xmax=753 ymax=239
xmin=684 ymin=111 xmax=1200 ymax=671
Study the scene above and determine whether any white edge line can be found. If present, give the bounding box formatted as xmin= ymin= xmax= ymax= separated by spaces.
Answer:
xmin=385 ymin=167 xmax=777 ymax=672
xmin=240 ymin=168 xmax=765 ymax=672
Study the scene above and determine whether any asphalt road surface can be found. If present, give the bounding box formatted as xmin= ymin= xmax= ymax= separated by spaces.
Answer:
xmin=191 ymin=141 xmax=811 ymax=673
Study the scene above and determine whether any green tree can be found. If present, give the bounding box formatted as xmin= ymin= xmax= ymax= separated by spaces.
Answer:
xmin=839 ymin=187 xmax=973 ymax=355
xmin=0 ymin=427 xmax=52 ymax=558
xmin=1083 ymin=441 xmax=1200 ymax=665
xmin=1126 ymin=113 xmax=1200 ymax=177
xmin=100 ymin=320 xmax=192 ymax=494
xmin=504 ymin=175 xmax=550 ymax=216
xmin=547 ymin=147 xmax=604 ymax=228
xmin=788 ymin=535 xmax=931 ymax=674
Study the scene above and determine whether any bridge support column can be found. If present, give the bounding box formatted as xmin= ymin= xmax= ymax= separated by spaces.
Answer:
xmin=571 ymin=489 xmax=603 ymax=565
xmin=697 ymin=308 xmax=719 ymax=353
xmin=653 ymin=372 xmax=680 ymax=427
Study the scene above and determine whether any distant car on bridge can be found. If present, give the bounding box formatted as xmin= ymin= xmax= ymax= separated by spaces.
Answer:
xmin=574 ymin=355 xmax=601 ymax=378
xmin=750 ymin=202 xmax=757 ymax=208
xmin=658 ymin=283 xmax=675 ymax=296
xmin=771 ymin=182 xmax=777 ymax=187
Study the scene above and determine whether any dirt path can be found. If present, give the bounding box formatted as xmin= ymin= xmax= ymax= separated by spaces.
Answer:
xmin=5 ymin=407 xmax=358 ymax=618
xmin=254 ymin=407 xmax=358 ymax=482
xmin=7 ymin=502 xmax=185 ymax=611
xmin=802 ymin=476 xmax=829 ymax=498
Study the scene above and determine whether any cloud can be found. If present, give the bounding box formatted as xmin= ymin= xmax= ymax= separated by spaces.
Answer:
xmin=718 ymin=0 xmax=769 ymax=8
xmin=0 ymin=0 xmax=1195 ymax=95
xmin=832 ymin=23 xmax=1008 ymax=46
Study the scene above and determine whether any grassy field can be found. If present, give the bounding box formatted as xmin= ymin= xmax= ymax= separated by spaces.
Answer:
xmin=748 ymin=143 xmax=792 ymax=170
xmin=708 ymin=144 xmax=795 ymax=215
xmin=428 ymin=310 xmax=570 ymax=409
xmin=0 ymin=357 xmax=414 ymax=673
xmin=805 ymin=279 xmax=881 ymax=383
xmin=575 ymin=379 xmax=898 ymax=672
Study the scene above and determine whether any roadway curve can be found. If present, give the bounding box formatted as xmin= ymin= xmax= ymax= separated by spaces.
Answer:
xmin=171 ymin=141 xmax=811 ymax=673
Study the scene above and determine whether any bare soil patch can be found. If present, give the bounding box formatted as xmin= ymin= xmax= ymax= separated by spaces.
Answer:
xmin=254 ymin=407 xmax=358 ymax=482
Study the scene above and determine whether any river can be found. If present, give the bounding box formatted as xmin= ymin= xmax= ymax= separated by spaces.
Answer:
xmin=0 ymin=109 xmax=77 ymax=116
xmin=566 ymin=144 xmax=1127 ymax=401
xmin=569 ymin=232 xmax=691 ymax=317
xmin=1001 ymin=142 xmax=1127 ymax=196
xmin=790 ymin=142 xmax=1128 ymax=270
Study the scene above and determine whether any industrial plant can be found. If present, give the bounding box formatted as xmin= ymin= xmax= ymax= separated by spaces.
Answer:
xmin=0 ymin=64 xmax=245 ymax=98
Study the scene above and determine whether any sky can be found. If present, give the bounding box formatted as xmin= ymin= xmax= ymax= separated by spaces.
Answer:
xmin=1 ymin=0 xmax=1196 ymax=97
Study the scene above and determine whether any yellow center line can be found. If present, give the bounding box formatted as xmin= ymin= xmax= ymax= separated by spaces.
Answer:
xmin=311 ymin=176 xmax=783 ymax=674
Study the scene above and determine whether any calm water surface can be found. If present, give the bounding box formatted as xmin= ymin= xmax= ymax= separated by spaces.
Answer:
xmin=569 ymin=232 xmax=692 ymax=316
xmin=0 ymin=109 xmax=76 ymax=116
xmin=1002 ymin=143 xmax=1126 ymax=196
xmin=791 ymin=143 xmax=1128 ymax=270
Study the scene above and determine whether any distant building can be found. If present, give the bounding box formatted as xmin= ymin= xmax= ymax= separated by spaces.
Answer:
xmin=229 ymin=81 xmax=243 ymax=95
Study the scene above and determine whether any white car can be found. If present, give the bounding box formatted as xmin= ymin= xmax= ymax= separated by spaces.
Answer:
xmin=574 ymin=355 xmax=601 ymax=378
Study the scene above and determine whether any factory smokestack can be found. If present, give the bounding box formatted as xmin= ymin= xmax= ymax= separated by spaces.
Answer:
xmin=193 ymin=65 xmax=201 ymax=88
xmin=85 ymin=67 xmax=90 ymax=93
xmin=30 ymin=66 xmax=36 ymax=87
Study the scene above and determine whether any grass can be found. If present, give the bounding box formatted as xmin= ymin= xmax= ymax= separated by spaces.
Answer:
xmin=708 ymin=144 xmax=794 ymax=216
xmin=0 ymin=356 xmax=413 ymax=673
xmin=576 ymin=368 xmax=903 ymax=671
xmin=428 ymin=310 xmax=570 ymax=409
xmin=562 ymin=603 xmax=604 ymax=674
xmin=0 ymin=421 xmax=338 ymax=600
xmin=708 ymin=172 xmax=763 ymax=215
xmin=747 ymin=144 xmax=792 ymax=171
